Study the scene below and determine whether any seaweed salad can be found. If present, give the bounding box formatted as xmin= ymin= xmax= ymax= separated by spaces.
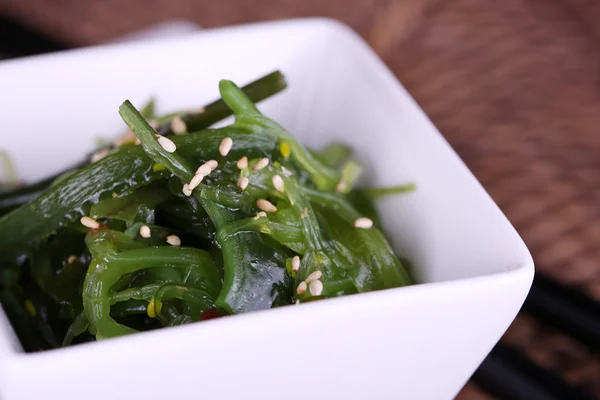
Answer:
xmin=0 ymin=71 xmax=414 ymax=351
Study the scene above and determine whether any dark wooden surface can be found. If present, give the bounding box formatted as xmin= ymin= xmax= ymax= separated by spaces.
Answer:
xmin=1 ymin=0 xmax=599 ymax=398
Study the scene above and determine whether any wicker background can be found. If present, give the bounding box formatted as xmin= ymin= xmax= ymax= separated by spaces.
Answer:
xmin=1 ymin=0 xmax=599 ymax=398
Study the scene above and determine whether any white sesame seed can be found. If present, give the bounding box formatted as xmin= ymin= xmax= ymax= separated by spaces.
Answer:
xmin=67 ymin=255 xmax=77 ymax=264
xmin=236 ymin=156 xmax=248 ymax=170
xmin=335 ymin=178 xmax=347 ymax=193
xmin=91 ymin=148 xmax=111 ymax=163
xmin=219 ymin=137 xmax=233 ymax=156
xmin=296 ymin=281 xmax=307 ymax=295
xmin=291 ymin=256 xmax=301 ymax=273
xmin=272 ymin=175 xmax=285 ymax=193
xmin=205 ymin=160 xmax=218 ymax=170
xmin=253 ymin=211 xmax=267 ymax=220
xmin=253 ymin=158 xmax=269 ymax=171
xmin=140 ymin=225 xmax=151 ymax=238
xmin=237 ymin=176 xmax=249 ymax=191
xmin=182 ymin=184 xmax=192 ymax=197
xmin=157 ymin=136 xmax=177 ymax=153
xmin=305 ymin=270 xmax=322 ymax=283
xmin=257 ymin=199 xmax=277 ymax=213
xmin=112 ymin=192 xmax=119 ymax=198
xmin=301 ymin=207 xmax=308 ymax=219
xmin=353 ymin=217 xmax=373 ymax=229
xmin=80 ymin=216 xmax=100 ymax=229
xmin=170 ymin=116 xmax=187 ymax=135
xmin=309 ymin=279 xmax=324 ymax=296
xmin=166 ymin=235 xmax=181 ymax=246
xmin=195 ymin=162 xmax=213 ymax=176
xmin=188 ymin=174 xmax=204 ymax=190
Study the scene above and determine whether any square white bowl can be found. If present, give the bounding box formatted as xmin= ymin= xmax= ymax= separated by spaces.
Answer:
xmin=0 ymin=18 xmax=533 ymax=400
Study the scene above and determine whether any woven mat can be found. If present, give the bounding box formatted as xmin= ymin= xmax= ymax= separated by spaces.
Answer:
xmin=1 ymin=0 xmax=600 ymax=398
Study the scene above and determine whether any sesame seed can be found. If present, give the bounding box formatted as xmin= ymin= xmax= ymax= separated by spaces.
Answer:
xmin=157 ymin=135 xmax=177 ymax=153
xmin=112 ymin=192 xmax=119 ymax=198
xmin=219 ymin=137 xmax=233 ymax=156
xmin=353 ymin=217 xmax=374 ymax=229
xmin=296 ymin=281 xmax=307 ymax=295
xmin=170 ymin=116 xmax=187 ymax=135
xmin=291 ymin=256 xmax=301 ymax=273
xmin=309 ymin=279 xmax=324 ymax=296
xmin=140 ymin=225 xmax=151 ymax=238
xmin=67 ymin=255 xmax=77 ymax=264
xmin=188 ymin=174 xmax=204 ymax=190
xmin=257 ymin=199 xmax=277 ymax=213
xmin=195 ymin=162 xmax=213 ymax=176
xmin=182 ymin=184 xmax=192 ymax=197
xmin=253 ymin=158 xmax=269 ymax=171
xmin=253 ymin=211 xmax=267 ymax=220
xmin=205 ymin=160 xmax=218 ymax=170
xmin=237 ymin=156 xmax=248 ymax=170
xmin=305 ymin=270 xmax=322 ymax=283
xmin=301 ymin=207 xmax=308 ymax=219
xmin=335 ymin=178 xmax=347 ymax=193
xmin=80 ymin=216 xmax=100 ymax=229
xmin=237 ymin=176 xmax=249 ymax=191
xmin=91 ymin=148 xmax=111 ymax=163
xmin=166 ymin=235 xmax=181 ymax=246
xmin=272 ymin=175 xmax=285 ymax=193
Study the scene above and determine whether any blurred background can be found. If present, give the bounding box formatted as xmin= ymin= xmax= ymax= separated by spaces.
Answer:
xmin=1 ymin=0 xmax=599 ymax=398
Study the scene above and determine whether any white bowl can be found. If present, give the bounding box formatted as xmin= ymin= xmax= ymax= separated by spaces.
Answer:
xmin=0 ymin=18 xmax=533 ymax=400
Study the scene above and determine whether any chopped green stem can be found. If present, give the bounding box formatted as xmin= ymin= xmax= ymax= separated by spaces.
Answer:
xmin=304 ymin=188 xmax=362 ymax=223
xmin=358 ymin=183 xmax=417 ymax=200
xmin=315 ymin=142 xmax=352 ymax=168
xmin=339 ymin=160 xmax=363 ymax=193
xmin=280 ymin=175 xmax=325 ymax=251
xmin=62 ymin=312 xmax=89 ymax=346
xmin=219 ymin=217 xmax=305 ymax=254
xmin=140 ymin=98 xmax=156 ymax=120
xmin=159 ymin=70 xmax=286 ymax=135
xmin=109 ymin=283 xmax=162 ymax=304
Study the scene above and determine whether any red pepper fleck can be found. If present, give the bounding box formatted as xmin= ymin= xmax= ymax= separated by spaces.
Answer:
xmin=90 ymin=223 xmax=110 ymax=232
xmin=200 ymin=308 xmax=224 ymax=321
